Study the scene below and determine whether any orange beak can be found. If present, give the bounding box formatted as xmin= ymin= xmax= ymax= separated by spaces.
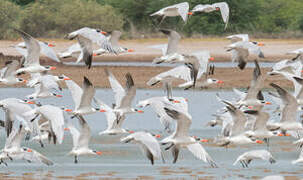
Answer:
xmin=185 ymin=98 xmax=188 ymax=102
xmin=101 ymin=31 xmax=107 ymax=35
xmin=96 ymin=151 xmax=102 ymax=155
xmin=27 ymin=149 xmax=32 ymax=152
xmin=48 ymin=43 xmax=55 ymax=47
xmin=129 ymin=130 xmax=135 ymax=134
xmin=155 ymin=134 xmax=161 ymax=138
xmin=209 ymin=57 xmax=215 ymax=61
xmin=173 ymin=100 xmax=180 ymax=103
xmin=187 ymin=12 xmax=193 ymax=15
xmin=285 ymin=133 xmax=291 ymax=136
xmin=99 ymin=109 xmax=106 ymax=112
xmin=200 ymin=139 xmax=209 ymax=143
xmin=257 ymin=42 xmax=265 ymax=46
xmin=265 ymin=102 xmax=271 ymax=105
xmin=301 ymin=70 xmax=303 ymax=73
xmin=50 ymin=66 xmax=56 ymax=70
xmin=64 ymin=109 xmax=73 ymax=112
xmin=27 ymin=101 xmax=35 ymax=104
xmin=127 ymin=49 xmax=134 ymax=52
xmin=278 ymin=133 xmax=284 ymax=137
xmin=137 ymin=110 xmax=144 ymax=113
xmin=256 ymin=140 xmax=263 ymax=144
xmin=217 ymin=80 xmax=224 ymax=84
xmin=64 ymin=127 xmax=70 ymax=131
xmin=63 ymin=77 xmax=71 ymax=80
xmin=247 ymin=106 xmax=253 ymax=109
xmin=56 ymin=94 xmax=63 ymax=97
xmin=216 ymin=7 xmax=220 ymax=11
xmin=23 ymin=80 xmax=27 ymax=83
xmin=93 ymin=53 xmax=97 ymax=56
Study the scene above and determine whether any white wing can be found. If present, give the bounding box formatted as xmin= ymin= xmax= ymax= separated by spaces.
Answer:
xmin=39 ymin=42 xmax=60 ymax=62
xmin=23 ymin=148 xmax=54 ymax=166
xmin=105 ymin=69 xmax=126 ymax=107
xmin=37 ymin=105 xmax=65 ymax=144
xmin=65 ymin=78 xmax=83 ymax=109
xmin=213 ymin=2 xmax=229 ymax=29
xmin=133 ymin=132 xmax=162 ymax=159
xmin=187 ymin=143 xmax=217 ymax=167
xmin=175 ymin=2 xmax=189 ymax=22
xmin=148 ymin=44 xmax=167 ymax=56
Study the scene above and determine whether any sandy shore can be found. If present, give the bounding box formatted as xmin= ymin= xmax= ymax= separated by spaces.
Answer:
xmin=1 ymin=38 xmax=303 ymax=62
xmin=0 ymin=38 xmax=299 ymax=89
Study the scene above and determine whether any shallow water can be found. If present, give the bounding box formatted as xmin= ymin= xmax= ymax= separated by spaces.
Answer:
xmin=0 ymin=88 xmax=302 ymax=179
xmin=64 ymin=61 xmax=275 ymax=68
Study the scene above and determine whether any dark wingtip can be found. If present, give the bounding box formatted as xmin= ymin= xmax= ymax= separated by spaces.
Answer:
xmin=243 ymin=110 xmax=258 ymax=115
xmin=5 ymin=60 xmax=13 ymax=66
xmin=159 ymin=29 xmax=171 ymax=35
xmin=125 ymin=73 xmax=134 ymax=88
xmin=83 ymin=76 xmax=93 ymax=86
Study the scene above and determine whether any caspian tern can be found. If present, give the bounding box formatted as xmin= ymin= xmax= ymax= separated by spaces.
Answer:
xmin=105 ymin=69 xmax=143 ymax=120
xmin=233 ymin=150 xmax=276 ymax=168
xmin=26 ymin=105 xmax=65 ymax=144
xmin=15 ymin=41 xmax=60 ymax=62
xmin=0 ymin=124 xmax=53 ymax=166
xmin=65 ymin=76 xmax=102 ymax=115
xmin=161 ymin=107 xmax=217 ymax=167
xmin=121 ymin=131 xmax=164 ymax=165
xmin=226 ymin=41 xmax=265 ymax=70
xmin=0 ymin=60 xmax=26 ymax=85
xmin=268 ymin=83 xmax=303 ymax=133
xmin=137 ymin=96 xmax=188 ymax=132
xmin=150 ymin=2 xmax=189 ymax=24
xmin=13 ymin=29 xmax=56 ymax=74
xmin=190 ymin=2 xmax=229 ymax=29
xmin=152 ymin=29 xmax=183 ymax=64
xmin=67 ymin=115 xmax=102 ymax=163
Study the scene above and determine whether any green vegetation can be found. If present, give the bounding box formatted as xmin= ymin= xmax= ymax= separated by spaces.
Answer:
xmin=1 ymin=0 xmax=303 ymax=39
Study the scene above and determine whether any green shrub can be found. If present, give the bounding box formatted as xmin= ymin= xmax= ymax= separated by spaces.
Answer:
xmin=0 ymin=0 xmax=21 ymax=39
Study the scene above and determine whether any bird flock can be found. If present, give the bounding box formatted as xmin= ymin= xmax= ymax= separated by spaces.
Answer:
xmin=1 ymin=1 xmax=303 ymax=170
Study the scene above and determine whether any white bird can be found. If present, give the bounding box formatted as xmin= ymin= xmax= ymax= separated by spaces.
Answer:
xmin=58 ymin=43 xmax=106 ymax=60
xmin=27 ymin=72 xmax=71 ymax=92
xmin=147 ymin=65 xmax=192 ymax=100
xmin=121 ymin=131 xmax=164 ymax=165
xmin=233 ymin=150 xmax=276 ymax=168
xmin=0 ymin=124 xmax=53 ymax=166
xmin=150 ymin=2 xmax=189 ymax=24
xmin=66 ymin=27 xmax=116 ymax=54
xmin=15 ymin=41 xmax=60 ymax=62
xmin=94 ymin=98 xmax=130 ymax=135
xmin=216 ymin=100 xmax=264 ymax=146
xmin=287 ymin=48 xmax=303 ymax=61
xmin=237 ymin=60 xmax=270 ymax=106
xmin=226 ymin=41 xmax=265 ymax=70
xmin=243 ymin=109 xmax=276 ymax=146
xmin=67 ymin=115 xmax=102 ymax=163
xmin=137 ymin=96 xmax=188 ymax=132
xmin=0 ymin=98 xmax=36 ymax=136
xmin=152 ymin=29 xmax=183 ymax=64
xmin=65 ymin=76 xmax=102 ymax=115
xmin=161 ymin=107 xmax=217 ymax=167
xmin=27 ymin=105 xmax=65 ymax=144
xmin=269 ymin=83 xmax=303 ymax=133
xmin=108 ymin=30 xmax=134 ymax=54
xmin=105 ymin=69 xmax=143 ymax=120
xmin=0 ymin=60 xmax=26 ymax=85
xmin=13 ymin=29 xmax=56 ymax=74
xmin=190 ymin=2 xmax=229 ymax=29
xmin=26 ymin=79 xmax=63 ymax=100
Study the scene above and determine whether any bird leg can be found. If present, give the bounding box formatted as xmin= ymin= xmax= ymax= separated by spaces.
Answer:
xmin=39 ymin=140 xmax=44 ymax=148
xmin=158 ymin=16 xmax=166 ymax=26
xmin=25 ymin=132 xmax=31 ymax=141
xmin=7 ymin=154 xmax=13 ymax=161
xmin=30 ymin=114 xmax=39 ymax=122
xmin=74 ymin=155 xmax=78 ymax=164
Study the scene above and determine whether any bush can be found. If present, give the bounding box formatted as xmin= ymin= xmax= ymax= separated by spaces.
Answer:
xmin=0 ymin=0 xmax=21 ymax=39
xmin=19 ymin=0 xmax=124 ymax=38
